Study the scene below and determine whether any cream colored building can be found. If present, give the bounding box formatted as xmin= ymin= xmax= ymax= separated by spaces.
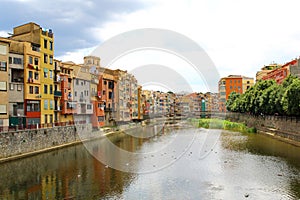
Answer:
xmin=0 ymin=38 xmax=10 ymax=127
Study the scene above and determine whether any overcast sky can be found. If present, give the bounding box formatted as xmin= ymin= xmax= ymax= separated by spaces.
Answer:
xmin=1 ymin=0 xmax=300 ymax=92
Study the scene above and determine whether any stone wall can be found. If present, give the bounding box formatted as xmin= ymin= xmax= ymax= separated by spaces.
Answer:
xmin=0 ymin=123 xmax=95 ymax=159
xmin=223 ymin=112 xmax=300 ymax=142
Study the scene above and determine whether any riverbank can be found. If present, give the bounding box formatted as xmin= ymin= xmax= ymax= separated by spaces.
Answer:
xmin=0 ymin=122 xmax=148 ymax=163
xmin=188 ymin=118 xmax=257 ymax=133
xmin=189 ymin=113 xmax=300 ymax=147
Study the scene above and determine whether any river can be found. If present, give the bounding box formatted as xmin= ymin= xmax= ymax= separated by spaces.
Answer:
xmin=0 ymin=124 xmax=299 ymax=200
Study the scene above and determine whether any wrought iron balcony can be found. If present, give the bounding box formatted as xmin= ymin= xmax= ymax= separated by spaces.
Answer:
xmin=54 ymin=91 xmax=62 ymax=97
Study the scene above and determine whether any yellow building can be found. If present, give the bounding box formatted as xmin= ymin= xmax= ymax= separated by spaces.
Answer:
xmin=0 ymin=38 xmax=10 ymax=128
xmin=242 ymin=76 xmax=255 ymax=93
xmin=11 ymin=22 xmax=54 ymax=125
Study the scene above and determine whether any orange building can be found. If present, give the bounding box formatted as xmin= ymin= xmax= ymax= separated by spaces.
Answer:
xmin=218 ymin=75 xmax=254 ymax=112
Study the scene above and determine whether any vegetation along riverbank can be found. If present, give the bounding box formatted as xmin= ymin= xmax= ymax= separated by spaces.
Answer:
xmin=188 ymin=118 xmax=257 ymax=133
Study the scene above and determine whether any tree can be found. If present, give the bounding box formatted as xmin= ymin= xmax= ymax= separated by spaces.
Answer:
xmin=282 ymin=78 xmax=300 ymax=115
xmin=226 ymin=92 xmax=240 ymax=112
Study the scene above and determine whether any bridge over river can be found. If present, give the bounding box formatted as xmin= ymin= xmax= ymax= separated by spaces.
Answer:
xmin=0 ymin=123 xmax=299 ymax=199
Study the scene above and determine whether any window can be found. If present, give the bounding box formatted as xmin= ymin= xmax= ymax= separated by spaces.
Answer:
xmin=44 ymin=100 xmax=48 ymax=110
xmin=49 ymin=114 xmax=53 ymax=123
xmin=44 ymin=54 xmax=48 ymax=63
xmin=34 ymin=72 xmax=39 ymax=80
xmin=9 ymin=57 xmax=12 ymax=64
xmin=29 ymin=56 xmax=33 ymax=64
xmin=98 ymin=116 xmax=104 ymax=122
xmin=29 ymin=86 xmax=33 ymax=94
xmin=44 ymin=69 xmax=48 ymax=78
xmin=0 ymin=61 xmax=7 ymax=71
xmin=238 ymin=86 xmax=241 ymax=90
xmin=13 ymin=57 xmax=22 ymax=64
xmin=247 ymin=81 xmax=250 ymax=84
xmin=50 ymin=100 xmax=53 ymax=110
xmin=49 ymin=56 xmax=53 ymax=65
xmin=49 ymin=70 xmax=53 ymax=78
xmin=104 ymin=81 xmax=107 ymax=85
xmin=29 ymin=71 xmax=33 ymax=79
xmin=26 ymin=100 xmax=40 ymax=112
xmin=87 ymin=91 xmax=88 ymax=96
xmin=109 ymin=92 xmax=113 ymax=99
xmin=0 ymin=104 xmax=7 ymax=114
xmin=17 ymin=84 xmax=22 ymax=91
xmin=87 ymin=104 xmax=92 ymax=109
xmin=74 ymin=91 xmax=77 ymax=97
xmin=103 ymin=90 xmax=106 ymax=95
xmin=44 ymin=85 xmax=48 ymax=94
xmin=50 ymin=41 xmax=53 ymax=51
xmin=76 ymin=79 xmax=79 ymax=85
xmin=84 ymin=90 xmax=87 ymax=96
xmin=45 ymin=114 xmax=48 ymax=123
xmin=9 ymin=83 xmax=14 ymax=90
xmin=0 ymin=82 xmax=6 ymax=91
xmin=34 ymin=57 xmax=39 ymax=65
xmin=50 ymin=85 xmax=53 ymax=94
xmin=0 ymin=45 xmax=7 ymax=55
xmin=44 ymin=39 xmax=47 ymax=49
xmin=34 ymin=86 xmax=39 ymax=94
xmin=230 ymin=86 xmax=233 ymax=89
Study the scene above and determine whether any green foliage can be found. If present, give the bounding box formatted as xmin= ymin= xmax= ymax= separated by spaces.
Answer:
xmin=282 ymin=78 xmax=300 ymax=115
xmin=227 ymin=75 xmax=300 ymax=116
xmin=189 ymin=118 xmax=257 ymax=133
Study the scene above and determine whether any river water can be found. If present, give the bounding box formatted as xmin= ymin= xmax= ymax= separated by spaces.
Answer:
xmin=0 ymin=125 xmax=299 ymax=200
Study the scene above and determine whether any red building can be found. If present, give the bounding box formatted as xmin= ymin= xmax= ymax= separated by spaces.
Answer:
xmin=262 ymin=59 xmax=297 ymax=84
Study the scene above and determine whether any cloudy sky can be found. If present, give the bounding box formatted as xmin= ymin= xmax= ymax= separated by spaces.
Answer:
xmin=1 ymin=0 xmax=300 ymax=92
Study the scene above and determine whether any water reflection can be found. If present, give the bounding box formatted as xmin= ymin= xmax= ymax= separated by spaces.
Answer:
xmin=0 ymin=127 xmax=299 ymax=199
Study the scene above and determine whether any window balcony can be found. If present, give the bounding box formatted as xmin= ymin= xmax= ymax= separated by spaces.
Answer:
xmin=54 ymin=91 xmax=62 ymax=97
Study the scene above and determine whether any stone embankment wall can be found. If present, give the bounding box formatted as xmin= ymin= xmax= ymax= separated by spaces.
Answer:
xmin=223 ymin=112 xmax=300 ymax=142
xmin=0 ymin=124 xmax=95 ymax=160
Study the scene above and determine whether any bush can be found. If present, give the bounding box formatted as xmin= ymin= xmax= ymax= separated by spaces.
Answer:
xmin=189 ymin=118 xmax=256 ymax=134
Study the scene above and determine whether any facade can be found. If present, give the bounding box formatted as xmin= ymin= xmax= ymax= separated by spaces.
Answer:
xmin=114 ymin=69 xmax=131 ymax=123
xmin=8 ymin=51 xmax=25 ymax=126
xmin=72 ymin=63 xmax=93 ymax=124
xmin=99 ymin=68 xmax=117 ymax=125
xmin=60 ymin=62 xmax=75 ymax=123
xmin=0 ymin=38 xmax=10 ymax=128
xmin=53 ymin=59 xmax=62 ymax=123
xmin=83 ymin=56 xmax=105 ymax=128
xmin=218 ymin=78 xmax=226 ymax=112
xmin=218 ymin=75 xmax=254 ymax=112
xmin=262 ymin=59 xmax=300 ymax=84
xmin=256 ymin=63 xmax=281 ymax=81
xmin=205 ymin=92 xmax=219 ymax=112
xmin=11 ymin=22 xmax=55 ymax=125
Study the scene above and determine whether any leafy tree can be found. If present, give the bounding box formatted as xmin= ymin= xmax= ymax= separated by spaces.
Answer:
xmin=225 ymin=75 xmax=300 ymax=116
xmin=282 ymin=78 xmax=300 ymax=115
xmin=226 ymin=92 xmax=240 ymax=112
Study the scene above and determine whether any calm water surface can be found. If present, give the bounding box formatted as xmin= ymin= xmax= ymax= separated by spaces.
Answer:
xmin=0 ymin=125 xmax=299 ymax=200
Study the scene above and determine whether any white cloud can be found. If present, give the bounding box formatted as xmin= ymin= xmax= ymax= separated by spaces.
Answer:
xmin=61 ymin=0 xmax=300 ymax=91
xmin=56 ymin=46 xmax=96 ymax=64
xmin=0 ymin=30 xmax=10 ymax=37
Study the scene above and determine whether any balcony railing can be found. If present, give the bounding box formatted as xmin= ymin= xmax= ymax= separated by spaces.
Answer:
xmin=54 ymin=106 xmax=61 ymax=111
xmin=54 ymin=91 xmax=62 ymax=97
